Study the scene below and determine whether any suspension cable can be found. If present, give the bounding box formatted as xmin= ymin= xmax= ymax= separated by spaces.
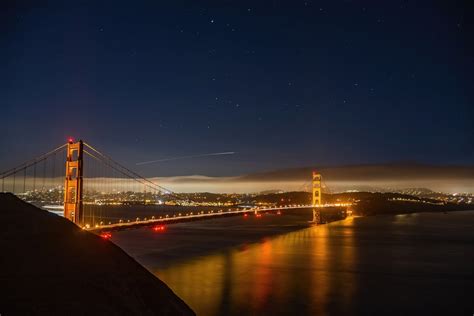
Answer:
xmin=1 ymin=141 xmax=198 ymax=203
xmin=83 ymin=142 xmax=187 ymax=201
xmin=84 ymin=143 xmax=170 ymax=191
xmin=83 ymin=149 xmax=186 ymax=202
xmin=0 ymin=143 xmax=67 ymax=179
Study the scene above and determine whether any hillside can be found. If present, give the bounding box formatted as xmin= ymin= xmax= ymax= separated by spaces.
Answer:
xmin=237 ymin=163 xmax=474 ymax=182
xmin=0 ymin=193 xmax=194 ymax=315
xmin=149 ymin=163 xmax=474 ymax=194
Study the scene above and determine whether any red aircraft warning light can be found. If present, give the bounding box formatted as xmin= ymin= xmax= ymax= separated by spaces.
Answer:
xmin=67 ymin=137 xmax=75 ymax=143
xmin=153 ymin=225 xmax=166 ymax=232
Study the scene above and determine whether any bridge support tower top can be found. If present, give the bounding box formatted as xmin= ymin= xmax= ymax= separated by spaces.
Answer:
xmin=64 ymin=140 xmax=83 ymax=224
xmin=312 ymin=171 xmax=322 ymax=206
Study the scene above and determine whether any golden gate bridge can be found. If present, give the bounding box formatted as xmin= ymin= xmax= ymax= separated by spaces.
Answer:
xmin=0 ymin=139 xmax=350 ymax=236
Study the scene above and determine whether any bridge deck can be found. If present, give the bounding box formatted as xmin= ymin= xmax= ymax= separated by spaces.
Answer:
xmin=87 ymin=204 xmax=351 ymax=233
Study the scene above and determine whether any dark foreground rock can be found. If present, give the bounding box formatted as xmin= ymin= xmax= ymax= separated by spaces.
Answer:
xmin=0 ymin=193 xmax=194 ymax=315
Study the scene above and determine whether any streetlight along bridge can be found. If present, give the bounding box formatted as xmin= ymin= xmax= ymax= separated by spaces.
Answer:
xmin=0 ymin=139 xmax=350 ymax=234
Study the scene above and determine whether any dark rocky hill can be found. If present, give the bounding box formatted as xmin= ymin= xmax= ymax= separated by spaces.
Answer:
xmin=0 ymin=193 xmax=194 ymax=315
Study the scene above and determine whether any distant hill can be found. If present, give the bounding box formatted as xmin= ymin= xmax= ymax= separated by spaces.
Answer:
xmin=0 ymin=193 xmax=194 ymax=315
xmin=237 ymin=163 xmax=474 ymax=182
xmin=150 ymin=163 xmax=474 ymax=194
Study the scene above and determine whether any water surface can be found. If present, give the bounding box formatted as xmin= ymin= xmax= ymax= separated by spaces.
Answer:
xmin=113 ymin=211 xmax=474 ymax=315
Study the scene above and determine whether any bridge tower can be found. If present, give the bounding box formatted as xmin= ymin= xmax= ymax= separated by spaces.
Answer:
xmin=64 ymin=139 xmax=84 ymax=224
xmin=312 ymin=171 xmax=322 ymax=224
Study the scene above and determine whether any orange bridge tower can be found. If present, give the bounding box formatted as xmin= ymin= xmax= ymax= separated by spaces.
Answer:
xmin=64 ymin=139 xmax=83 ymax=224
xmin=312 ymin=171 xmax=322 ymax=224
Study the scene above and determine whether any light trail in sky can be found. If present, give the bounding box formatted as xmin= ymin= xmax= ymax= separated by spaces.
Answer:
xmin=136 ymin=152 xmax=236 ymax=165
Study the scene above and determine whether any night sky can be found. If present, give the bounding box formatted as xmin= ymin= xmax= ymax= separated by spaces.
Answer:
xmin=1 ymin=1 xmax=472 ymax=177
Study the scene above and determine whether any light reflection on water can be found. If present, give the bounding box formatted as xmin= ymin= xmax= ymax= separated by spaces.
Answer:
xmin=113 ymin=211 xmax=474 ymax=315
xmin=153 ymin=220 xmax=357 ymax=315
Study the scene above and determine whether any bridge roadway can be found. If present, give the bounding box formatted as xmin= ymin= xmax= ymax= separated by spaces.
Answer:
xmin=87 ymin=203 xmax=351 ymax=233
